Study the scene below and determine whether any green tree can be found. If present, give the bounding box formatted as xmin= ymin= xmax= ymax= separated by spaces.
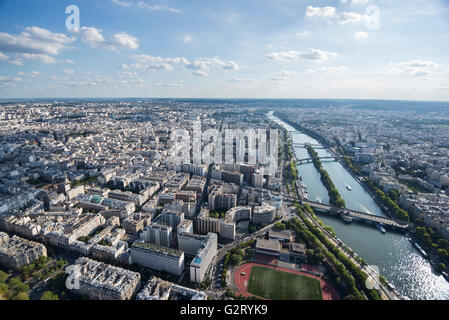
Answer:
xmin=12 ymin=292 xmax=29 ymax=300
xmin=388 ymin=189 xmax=399 ymax=201
xmin=0 ymin=283 xmax=8 ymax=298
xmin=273 ymin=222 xmax=286 ymax=231
xmin=0 ymin=270 xmax=8 ymax=282
xmin=230 ymin=253 xmax=243 ymax=266
xmin=334 ymin=197 xmax=346 ymax=208
xmin=306 ymin=249 xmax=314 ymax=257
xmin=245 ymin=248 xmax=254 ymax=260
xmin=8 ymin=277 xmax=29 ymax=293
xmin=437 ymin=239 xmax=449 ymax=250
xmin=437 ymin=248 xmax=449 ymax=259
xmin=38 ymin=256 xmax=48 ymax=264
xmin=41 ymin=291 xmax=59 ymax=300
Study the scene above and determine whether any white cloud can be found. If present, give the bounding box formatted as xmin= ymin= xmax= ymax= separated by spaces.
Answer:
xmin=132 ymin=55 xmax=239 ymax=72
xmin=112 ymin=0 xmax=133 ymax=7
xmin=18 ymin=53 xmax=57 ymax=64
xmin=266 ymin=49 xmax=337 ymax=62
xmin=136 ymin=1 xmax=180 ymax=14
xmin=62 ymin=68 xmax=75 ymax=75
xmin=341 ymin=0 xmax=372 ymax=4
xmin=228 ymin=78 xmax=257 ymax=83
xmin=0 ymin=75 xmax=21 ymax=82
xmin=222 ymin=60 xmax=240 ymax=71
xmin=0 ymin=75 xmax=22 ymax=87
xmin=8 ymin=59 xmax=24 ymax=66
xmin=110 ymin=33 xmax=139 ymax=49
xmin=5 ymin=53 xmax=73 ymax=66
xmin=185 ymin=57 xmax=240 ymax=72
xmin=269 ymin=77 xmax=290 ymax=82
xmin=192 ymin=70 xmax=209 ymax=77
xmin=277 ymin=70 xmax=296 ymax=76
xmin=75 ymin=27 xmax=105 ymax=45
xmin=131 ymin=55 xmax=186 ymax=71
xmin=111 ymin=0 xmax=180 ymax=13
xmin=337 ymin=12 xmax=367 ymax=25
xmin=296 ymin=31 xmax=310 ymax=38
xmin=138 ymin=62 xmax=174 ymax=71
xmin=183 ymin=35 xmax=192 ymax=43
xmin=307 ymin=66 xmax=348 ymax=73
xmin=398 ymin=60 xmax=438 ymax=68
xmin=73 ymin=27 xmax=139 ymax=50
xmin=134 ymin=54 xmax=189 ymax=65
xmin=0 ymin=52 xmax=26 ymax=66
xmin=0 ymin=26 xmax=74 ymax=55
xmin=130 ymin=77 xmax=145 ymax=84
xmin=305 ymin=6 xmax=336 ymax=18
xmin=127 ymin=55 xmax=240 ymax=77
xmin=354 ymin=31 xmax=369 ymax=39
xmin=305 ymin=6 xmax=370 ymax=26
xmin=379 ymin=60 xmax=438 ymax=77
xmin=118 ymin=71 xmax=138 ymax=78
xmin=152 ymin=82 xmax=184 ymax=87
xmin=65 ymin=81 xmax=97 ymax=87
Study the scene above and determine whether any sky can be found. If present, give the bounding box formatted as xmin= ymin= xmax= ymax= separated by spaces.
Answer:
xmin=0 ymin=0 xmax=449 ymax=100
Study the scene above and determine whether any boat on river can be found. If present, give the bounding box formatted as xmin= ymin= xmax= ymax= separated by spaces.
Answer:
xmin=442 ymin=272 xmax=449 ymax=282
xmin=375 ymin=222 xmax=386 ymax=234
xmin=412 ymin=241 xmax=429 ymax=259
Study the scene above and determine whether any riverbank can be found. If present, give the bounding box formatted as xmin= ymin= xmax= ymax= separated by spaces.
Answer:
xmin=301 ymin=121 xmax=449 ymax=282
xmin=332 ymin=147 xmax=401 ymax=221
xmin=332 ymin=149 xmax=449 ymax=277
xmin=269 ymin=111 xmax=449 ymax=299
xmin=305 ymin=144 xmax=346 ymax=208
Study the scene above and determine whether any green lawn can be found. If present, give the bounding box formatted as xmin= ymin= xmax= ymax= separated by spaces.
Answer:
xmin=247 ymin=266 xmax=322 ymax=300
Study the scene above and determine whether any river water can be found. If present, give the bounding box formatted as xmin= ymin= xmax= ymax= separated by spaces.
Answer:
xmin=269 ymin=112 xmax=449 ymax=300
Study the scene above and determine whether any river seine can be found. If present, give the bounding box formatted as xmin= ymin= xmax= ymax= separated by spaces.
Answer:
xmin=269 ymin=112 xmax=449 ymax=300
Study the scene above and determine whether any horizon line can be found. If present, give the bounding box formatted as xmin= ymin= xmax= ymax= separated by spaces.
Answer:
xmin=1 ymin=97 xmax=449 ymax=103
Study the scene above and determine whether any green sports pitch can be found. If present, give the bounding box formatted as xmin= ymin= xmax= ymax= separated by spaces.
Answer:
xmin=247 ymin=266 xmax=323 ymax=300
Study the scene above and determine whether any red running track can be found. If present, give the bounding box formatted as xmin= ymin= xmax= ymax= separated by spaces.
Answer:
xmin=233 ymin=262 xmax=339 ymax=300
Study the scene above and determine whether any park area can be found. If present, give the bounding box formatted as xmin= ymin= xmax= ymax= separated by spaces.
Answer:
xmin=248 ymin=265 xmax=322 ymax=300
xmin=234 ymin=263 xmax=339 ymax=300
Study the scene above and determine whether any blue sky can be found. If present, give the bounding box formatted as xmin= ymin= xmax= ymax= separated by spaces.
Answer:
xmin=0 ymin=0 xmax=448 ymax=100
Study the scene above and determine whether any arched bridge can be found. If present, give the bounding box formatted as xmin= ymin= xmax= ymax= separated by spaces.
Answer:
xmin=297 ymin=155 xmax=343 ymax=164
xmin=292 ymin=143 xmax=328 ymax=149
xmin=302 ymin=200 xmax=410 ymax=232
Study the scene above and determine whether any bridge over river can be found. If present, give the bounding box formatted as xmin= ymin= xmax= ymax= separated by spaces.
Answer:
xmin=303 ymin=200 xmax=410 ymax=232
xmin=296 ymin=155 xmax=344 ymax=164
xmin=292 ymin=143 xmax=328 ymax=149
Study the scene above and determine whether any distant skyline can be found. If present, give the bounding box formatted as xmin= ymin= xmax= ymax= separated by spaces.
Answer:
xmin=1 ymin=0 xmax=449 ymax=100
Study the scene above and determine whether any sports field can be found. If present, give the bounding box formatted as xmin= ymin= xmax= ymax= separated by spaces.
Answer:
xmin=247 ymin=266 xmax=323 ymax=300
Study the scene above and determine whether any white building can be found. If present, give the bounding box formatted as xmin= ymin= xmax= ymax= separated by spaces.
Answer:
xmin=131 ymin=241 xmax=184 ymax=276
xmin=178 ymin=232 xmax=217 ymax=283
xmin=140 ymin=223 xmax=172 ymax=248
xmin=70 ymin=257 xmax=141 ymax=300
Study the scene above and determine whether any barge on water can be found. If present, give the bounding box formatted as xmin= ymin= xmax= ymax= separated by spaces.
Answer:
xmin=409 ymin=238 xmax=429 ymax=259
